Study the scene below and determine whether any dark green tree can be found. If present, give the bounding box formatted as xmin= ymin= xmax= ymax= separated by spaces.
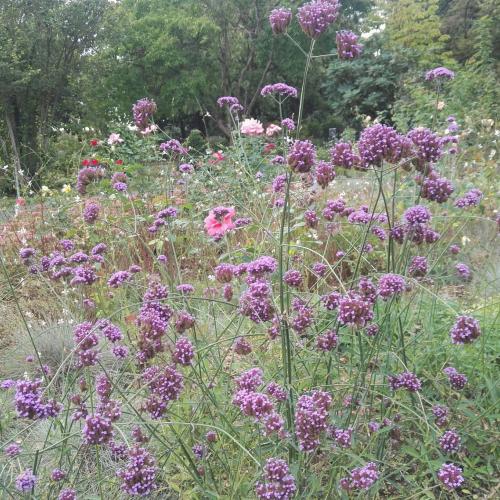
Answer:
xmin=0 ymin=0 xmax=108 ymax=180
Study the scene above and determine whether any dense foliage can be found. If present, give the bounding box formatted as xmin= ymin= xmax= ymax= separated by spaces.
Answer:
xmin=1 ymin=0 xmax=498 ymax=194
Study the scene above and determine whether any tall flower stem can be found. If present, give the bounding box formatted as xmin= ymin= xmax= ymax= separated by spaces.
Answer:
xmin=296 ymin=40 xmax=315 ymax=137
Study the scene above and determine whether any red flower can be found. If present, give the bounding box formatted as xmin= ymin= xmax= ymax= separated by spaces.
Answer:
xmin=16 ymin=197 xmax=26 ymax=207
xmin=81 ymin=159 xmax=90 ymax=166
xmin=89 ymin=139 xmax=99 ymax=147
xmin=115 ymin=159 xmax=124 ymax=165
xmin=263 ymin=143 xmax=276 ymax=154
xmin=91 ymin=159 xmax=99 ymax=166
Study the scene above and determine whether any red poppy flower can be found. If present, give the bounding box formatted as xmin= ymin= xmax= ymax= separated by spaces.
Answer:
xmin=91 ymin=159 xmax=99 ymax=166
xmin=81 ymin=159 xmax=90 ymax=166
xmin=89 ymin=139 xmax=99 ymax=147
xmin=115 ymin=159 xmax=123 ymax=165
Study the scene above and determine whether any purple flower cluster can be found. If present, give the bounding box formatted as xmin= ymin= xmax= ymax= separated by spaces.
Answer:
xmin=316 ymin=330 xmax=338 ymax=351
xmin=454 ymin=188 xmax=483 ymax=208
xmin=77 ymin=166 xmax=104 ymax=194
xmin=295 ymin=390 xmax=332 ymax=451
xmin=297 ymin=0 xmax=340 ymax=39
xmin=256 ymin=458 xmax=296 ymax=500
xmin=420 ymin=171 xmax=454 ymax=203
xmin=439 ymin=429 xmax=461 ymax=453
xmin=261 ymin=83 xmax=298 ymax=98
xmin=74 ymin=321 xmax=99 ymax=366
xmin=322 ymin=198 xmax=346 ymax=220
xmin=172 ymin=337 xmax=195 ymax=365
xmin=267 ymin=382 xmax=287 ymax=401
xmin=388 ymin=371 xmax=422 ymax=392
xmin=443 ymin=367 xmax=468 ymax=389
xmin=404 ymin=205 xmax=431 ymax=225
xmin=407 ymin=128 xmax=443 ymax=167
xmin=450 ymin=315 xmax=480 ymax=344
xmin=159 ymin=139 xmax=187 ymax=156
xmin=233 ymin=336 xmax=252 ymax=355
xmin=425 ymin=67 xmax=455 ymax=81
xmin=58 ymin=488 xmax=77 ymax=500
xmin=83 ymin=201 xmax=100 ymax=224
xmin=315 ymin=161 xmax=336 ymax=188
xmin=83 ymin=413 xmax=114 ymax=444
xmin=217 ymin=96 xmax=240 ymax=108
xmin=4 ymin=442 xmax=21 ymax=457
xmin=336 ymin=30 xmax=362 ymax=59
xmin=283 ymin=269 xmax=302 ymax=288
xmin=437 ymin=463 xmax=464 ymax=490
xmin=272 ymin=174 xmax=287 ymax=193
xmin=358 ymin=124 xmax=407 ymax=167
xmin=409 ymin=256 xmax=428 ymax=277
xmin=117 ymin=446 xmax=158 ymax=496
xmin=107 ymin=270 xmax=132 ymax=288
xmin=70 ymin=265 xmax=98 ymax=286
xmin=132 ymin=98 xmax=157 ymax=130
xmin=330 ymin=141 xmax=358 ymax=168
xmin=51 ymin=468 xmax=66 ymax=481
xmin=281 ymin=118 xmax=295 ymax=131
xmin=175 ymin=310 xmax=196 ymax=333
xmin=269 ymin=8 xmax=293 ymax=35
xmin=136 ymin=281 xmax=173 ymax=363
xmin=15 ymin=378 xmax=62 ymax=419
xmin=337 ymin=293 xmax=374 ymax=327
xmin=142 ymin=365 xmax=184 ymax=419
xmin=333 ymin=427 xmax=353 ymax=448
xmin=455 ymin=262 xmax=471 ymax=280
xmin=15 ymin=469 xmax=37 ymax=492
xmin=247 ymin=256 xmax=278 ymax=277
xmin=340 ymin=462 xmax=379 ymax=491
xmin=432 ymin=405 xmax=450 ymax=427
xmin=288 ymin=139 xmax=317 ymax=173
xmin=239 ymin=279 xmax=274 ymax=323
xmin=304 ymin=209 xmax=319 ymax=228
xmin=291 ymin=298 xmax=314 ymax=334
xmin=377 ymin=273 xmax=406 ymax=300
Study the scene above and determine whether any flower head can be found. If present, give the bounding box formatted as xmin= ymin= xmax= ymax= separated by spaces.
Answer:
xmin=336 ymin=30 xmax=363 ymax=59
xmin=241 ymin=118 xmax=264 ymax=136
xmin=269 ymin=8 xmax=292 ymax=34
xmin=298 ymin=0 xmax=340 ymax=39
xmin=204 ymin=206 xmax=236 ymax=238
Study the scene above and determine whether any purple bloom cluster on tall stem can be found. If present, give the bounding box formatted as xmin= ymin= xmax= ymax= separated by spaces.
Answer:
xmin=269 ymin=8 xmax=292 ymax=34
xmin=117 ymin=446 xmax=158 ymax=496
xmin=340 ymin=462 xmax=379 ymax=491
xmin=297 ymin=0 xmax=340 ymax=39
xmin=132 ymin=98 xmax=157 ymax=130
xmin=255 ymin=458 xmax=296 ymax=499
xmin=295 ymin=390 xmax=332 ymax=451
xmin=336 ymin=30 xmax=362 ymax=59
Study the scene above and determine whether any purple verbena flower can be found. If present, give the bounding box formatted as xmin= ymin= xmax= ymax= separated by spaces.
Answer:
xmin=437 ymin=463 xmax=464 ymax=490
xmin=269 ymin=8 xmax=292 ymax=34
xmin=336 ymin=30 xmax=363 ymax=59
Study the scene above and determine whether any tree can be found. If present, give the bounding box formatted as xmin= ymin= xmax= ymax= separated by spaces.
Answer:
xmin=324 ymin=35 xmax=410 ymax=132
xmin=0 ymin=0 xmax=108 ymax=181
xmin=385 ymin=0 xmax=454 ymax=69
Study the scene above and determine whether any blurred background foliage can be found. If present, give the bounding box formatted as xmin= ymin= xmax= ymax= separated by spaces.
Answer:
xmin=0 ymin=0 xmax=498 ymax=193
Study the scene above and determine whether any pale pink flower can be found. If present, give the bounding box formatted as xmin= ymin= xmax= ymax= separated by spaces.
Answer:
xmin=204 ymin=207 xmax=236 ymax=238
xmin=241 ymin=118 xmax=264 ymax=136
xmin=266 ymin=124 xmax=282 ymax=137
xmin=107 ymin=133 xmax=123 ymax=145
xmin=140 ymin=124 xmax=159 ymax=135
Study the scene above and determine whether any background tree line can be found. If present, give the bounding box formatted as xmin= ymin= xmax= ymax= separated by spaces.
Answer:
xmin=0 ymin=0 xmax=498 ymax=189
